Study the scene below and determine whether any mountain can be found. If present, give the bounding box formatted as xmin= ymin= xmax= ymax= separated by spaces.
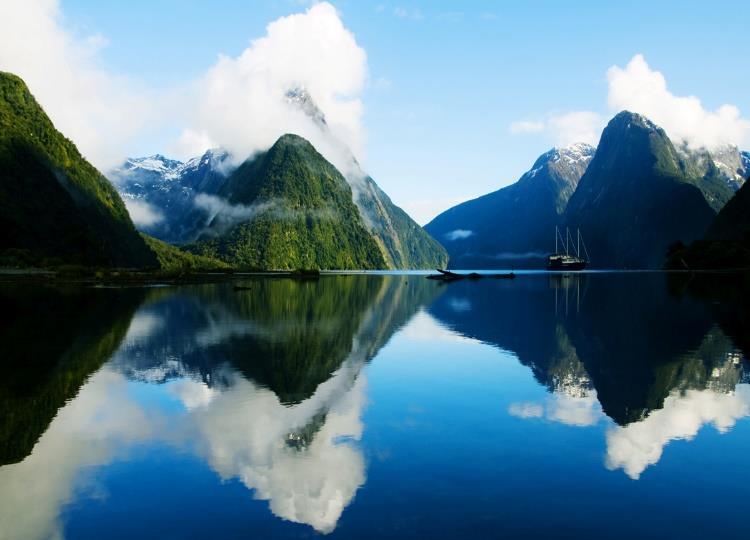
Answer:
xmin=190 ymin=134 xmax=387 ymax=270
xmin=665 ymin=177 xmax=750 ymax=269
xmin=708 ymin=177 xmax=750 ymax=240
xmin=285 ymin=88 xmax=447 ymax=269
xmin=564 ymin=111 xmax=717 ymax=268
xmin=111 ymin=89 xmax=446 ymax=269
xmin=109 ymin=149 xmax=231 ymax=244
xmin=356 ymin=175 xmax=447 ymax=268
xmin=675 ymin=142 xmax=743 ymax=208
xmin=0 ymin=72 xmax=156 ymax=267
xmin=425 ymin=143 xmax=595 ymax=268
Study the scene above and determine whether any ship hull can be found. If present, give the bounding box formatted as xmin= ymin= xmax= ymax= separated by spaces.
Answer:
xmin=547 ymin=259 xmax=587 ymax=271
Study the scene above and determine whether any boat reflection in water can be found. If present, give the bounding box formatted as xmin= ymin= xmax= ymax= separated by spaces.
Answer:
xmin=429 ymin=272 xmax=750 ymax=479
xmin=1 ymin=272 xmax=749 ymax=538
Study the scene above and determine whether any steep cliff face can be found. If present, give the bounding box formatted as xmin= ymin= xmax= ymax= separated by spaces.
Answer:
xmin=0 ymin=71 xmax=156 ymax=267
xmin=564 ymin=112 xmax=715 ymax=268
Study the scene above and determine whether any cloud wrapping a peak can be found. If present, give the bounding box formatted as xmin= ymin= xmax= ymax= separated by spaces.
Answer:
xmin=175 ymin=2 xmax=368 ymax=173
xmin=510 ymin=54 xmax=750 ymax=151
xmin=607 ymin=54 xmax=750 ymax=150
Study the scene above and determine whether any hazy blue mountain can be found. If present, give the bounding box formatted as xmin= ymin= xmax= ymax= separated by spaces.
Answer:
xmin=0 ymin=72 xmax=156 ymax=268
xmin=425 ymin=143 xmax=595 ymax=268
xmin=564 ymin=111 xmax=716 ymax=268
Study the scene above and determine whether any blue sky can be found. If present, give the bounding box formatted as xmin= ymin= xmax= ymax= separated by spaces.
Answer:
xmin=2 ymin=1 xmax=749 ymax=223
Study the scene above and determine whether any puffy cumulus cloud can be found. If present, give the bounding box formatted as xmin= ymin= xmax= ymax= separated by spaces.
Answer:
xmin=0 ymin=0 xmax=155 ymax=170
xmin=175 ymin=2 xmax=368 ymax=176
xmin=122 ymin=199 xmax=164 ymax=227
xmin=606 ymin=385 xmax=750 ymax=480
xmin=607 ymin=54 xmax=750 ymax=150
xmin=510 ymin=54 xmax=750 ymax=150
xmin=0 ymin=1 xmax=369 ymax=179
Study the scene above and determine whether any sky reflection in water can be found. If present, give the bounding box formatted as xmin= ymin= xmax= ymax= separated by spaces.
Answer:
xmin=1 ymin=273 xmax=749 ymax=539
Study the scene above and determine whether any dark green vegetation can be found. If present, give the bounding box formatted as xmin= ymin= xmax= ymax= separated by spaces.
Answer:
xmin=565 ymin=112 xmax=717 ymax=268
xmin=0 ymin=72 xmax=156 ymax=268
xmin=357 ymin=176 xmax=448 ymax=268
xmin=426 ymin=144 xmax=594 ymax=268
xmin=191 ymin=134 xmax=386 ymax=270
xmin=666 ymin=177 xmax=750 ymax=269
xmin=0 ymin=285 xmax=145 ymax=464
xmin=111 ymin=275 xmax=440 ymax=404
xmin=141 ymin=234 xmax=230 ymax=272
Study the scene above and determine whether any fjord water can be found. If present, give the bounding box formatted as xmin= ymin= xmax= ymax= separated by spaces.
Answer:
xmin=1 ymin=273 xmax=749 ymax=539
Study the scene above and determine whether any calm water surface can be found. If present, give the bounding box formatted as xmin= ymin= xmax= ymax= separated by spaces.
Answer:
xmin=1 ymin=273 xmax=749 ymax=539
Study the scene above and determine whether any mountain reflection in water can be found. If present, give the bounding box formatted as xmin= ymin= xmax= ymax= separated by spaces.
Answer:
xmin=429 ymin=273 xmax=750 ymax=479
xmin=0 ymin=272 xmax=749 ymax=539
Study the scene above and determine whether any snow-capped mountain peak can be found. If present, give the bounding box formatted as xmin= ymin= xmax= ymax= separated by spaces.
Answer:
xmin=285 ymin=86 xmax=327 ymax=128
xmin=552 ymin=142 xmax=597 ymax=165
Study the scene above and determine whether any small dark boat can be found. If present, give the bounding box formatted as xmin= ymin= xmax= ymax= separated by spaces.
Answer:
xmin=426 ymin=269 xmax=516 ymax=281
xmin=548 ymin=227 xmax=589 ymax=271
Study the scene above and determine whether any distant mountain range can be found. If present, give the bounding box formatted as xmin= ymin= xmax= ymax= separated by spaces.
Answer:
xmin=425 ymin=143 xmax=595 ymax=268
xmin=109 ymin=149 xmax=231 ymax=244
xmin=428 ymin=110 xmax=748 ymax=269
xmin=110 ymin=88 xmax=447 ymax=270
xmin=2 ymin=67 xmax=747 ymax=272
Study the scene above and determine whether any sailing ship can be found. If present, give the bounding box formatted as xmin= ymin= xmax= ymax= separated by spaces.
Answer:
xmin=547 ymin=227 xmax=589 ymax=271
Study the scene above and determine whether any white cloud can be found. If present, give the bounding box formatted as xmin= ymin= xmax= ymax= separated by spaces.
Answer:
xmin=176 ymin=2 xmax=368 ymax=174
xmin=445 ymin=229 xmax=474 ymax=241
xmin=0 ymin=1 xmax=368 ymax=179
xmin=547 ymin=112 xmax=604 ymax=147
xmin=510 ymin=54 xmax=750 ymax=150
xmin=509 ymin=120 xmax=545 ymax=134
xmin=0 ymin=0 xmax=155 ymax=170
xmin=606 ymin=385 xmax=750 ymax=479
xmin=509 ymin=112 xmax=604 ymax=147
xmin=607 ymin=54 xmax=750 ymax=150
xmin=123 ymin=199 xmax=164 ymax=227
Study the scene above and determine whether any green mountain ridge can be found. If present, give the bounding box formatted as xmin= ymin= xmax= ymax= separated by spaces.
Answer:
xmin=190 ymin=134 xmax=387 ymax=269
xmin=0 ymin=72 xmax=156 ymax=267
xmin=357 ymin=175 xmax=448 ymax=268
